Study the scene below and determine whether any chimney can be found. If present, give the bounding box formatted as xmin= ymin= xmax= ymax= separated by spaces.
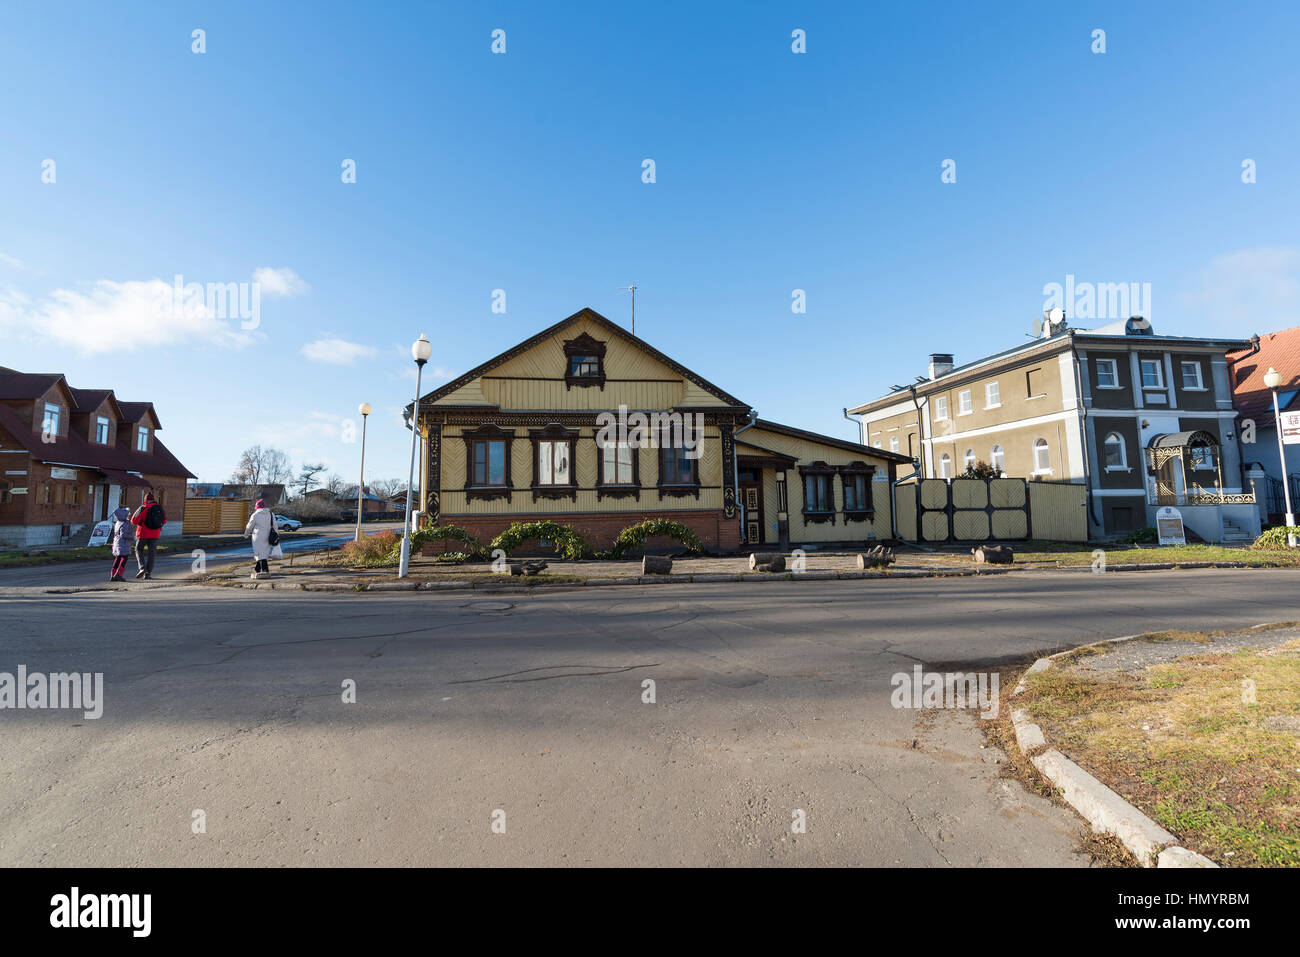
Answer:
xmin=928 ymin=353 xmax=954 ymax=379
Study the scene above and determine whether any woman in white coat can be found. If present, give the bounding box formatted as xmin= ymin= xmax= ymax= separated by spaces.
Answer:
xmin=243 ymin=498 xmax=276 ymax=578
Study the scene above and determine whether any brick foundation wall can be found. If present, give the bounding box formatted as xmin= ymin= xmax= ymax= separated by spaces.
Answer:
xmin=427 ymin=508 xmax=741 ymax=555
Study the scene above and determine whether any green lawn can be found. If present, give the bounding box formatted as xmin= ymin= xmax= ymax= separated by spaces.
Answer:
xmin=1012 ymin=541 xmax=1300 ymax=567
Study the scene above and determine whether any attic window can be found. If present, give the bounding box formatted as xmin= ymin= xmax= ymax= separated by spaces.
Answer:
xmin=563 ymin=333 xmax=607 ymax=389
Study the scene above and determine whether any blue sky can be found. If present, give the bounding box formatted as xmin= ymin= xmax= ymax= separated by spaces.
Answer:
xmin=3 ymin=1 xmax=1299 ymax=485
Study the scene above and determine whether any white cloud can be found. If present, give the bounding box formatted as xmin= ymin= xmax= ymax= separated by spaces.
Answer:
xmin=0 ymin=278 xmax=254 ymax=355
xmin=1185 ymin=247 xmax=1300 ymax=325
xmin=301 ymin=337 xmax=380 ymax=364
xmin=0 ymin=252 xmax=23 ymax=270
xmin=253 ymin=266 xmax=310 ymax=298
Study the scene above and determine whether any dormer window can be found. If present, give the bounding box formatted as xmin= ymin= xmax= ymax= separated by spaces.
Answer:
xmin=96 ymin=416 xmax=110 ymax=444
xmin=137 ymin=426 xmax=150 ymax=452
xmin=43 ymin=403 xmax=60 ymax=436
xmin=562 ymin=332 xmax=607 ymax=389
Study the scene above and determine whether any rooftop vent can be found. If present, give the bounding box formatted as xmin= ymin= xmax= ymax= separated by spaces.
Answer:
xmin=928 ymin=353 xmax=954 ymax=379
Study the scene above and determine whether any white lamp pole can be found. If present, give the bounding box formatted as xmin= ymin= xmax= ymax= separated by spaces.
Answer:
xmin=1264 ymin=367 xmax=1297 ymax=547
xmin=399 ymin=334 xmax=432 ymax=577
xmin=354 ymin=402 xmax=371 ymax=543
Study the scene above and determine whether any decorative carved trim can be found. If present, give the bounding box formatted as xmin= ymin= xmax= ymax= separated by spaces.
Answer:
xmin=563 ymin=332 xmax=607 ymax=390
xmin=462 ymin=423 xmax=514 ymax=498
xmin=838 ymin=461 xmax=876 ymax=519
xmin=528 ymin=423 xmax=579 ymax=499
xmin=799 ymin=461 xmax=837 ymax=524
xmin=720 ymin=423 xmax=736 ymax=519
xmin=596 ymin=438 xmax=641 ymax=499
xmin=658 ymin=484 xmax=701 ymax=500
xmin=424 ymin=427 xmax=441 ymax=525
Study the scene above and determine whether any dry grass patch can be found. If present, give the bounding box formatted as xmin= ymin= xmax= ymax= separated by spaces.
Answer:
xmin=1019 ymin=640 xmax=1300 ymax=866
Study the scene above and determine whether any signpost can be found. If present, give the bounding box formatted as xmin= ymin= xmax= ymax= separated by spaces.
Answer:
xmin=1281 ymin=410 xmax=1300 ymax=445
xmin=1156 ymin=505 xmax=1186 ymax=546
xmin=86 ymin=520 xmax=113 ymax=547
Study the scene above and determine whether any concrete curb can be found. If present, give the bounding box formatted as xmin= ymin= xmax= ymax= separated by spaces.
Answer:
xmin=1009 ymin=636 xmax=1219 ymax=869
xmin=199 ymin=555 xmax=1294 ymax=594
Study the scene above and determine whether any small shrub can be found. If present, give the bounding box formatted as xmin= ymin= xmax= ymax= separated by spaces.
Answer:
xmin=491 ymin=521 xmax=591 ymax=560
xmin=602 ymin=518 xmax=704 ymax=559
xmin=1118 ymin=527 xmax=1158 ymax=545
xmin=407 ymin=524 xmax=485 ymax=560
xmin=1252 ymin=525 xmax=1298 ymax=550
xmin=339 ymin=530 xmax=400 ymax=566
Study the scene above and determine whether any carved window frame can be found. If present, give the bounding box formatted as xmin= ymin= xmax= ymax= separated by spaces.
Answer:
xmin=528 ymin=424 xmax=579 ymax=502
xmin=799 ymin=462 xmax=837 ymax=524
xmin=563 ymin=332 xmax=607 ymax=390
xmin=462 ymin=424 xmax=514 ymax=502
xmin=838 ymin=461 xmax=875 ymax=522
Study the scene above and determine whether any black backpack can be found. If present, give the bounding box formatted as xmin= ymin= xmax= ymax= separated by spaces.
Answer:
xmin=143 ymin=503 xmax=165 ymax=530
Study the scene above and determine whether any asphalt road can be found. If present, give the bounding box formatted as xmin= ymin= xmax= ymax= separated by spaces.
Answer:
xmin=0 ymin=521 xmax=402 ymax=588
xmin=2 ymin=567 xmax=1297 ymax=866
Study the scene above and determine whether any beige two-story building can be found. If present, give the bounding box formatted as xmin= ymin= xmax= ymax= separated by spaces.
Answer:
xmin=847 ymin=315 xmax=1260 ymax=542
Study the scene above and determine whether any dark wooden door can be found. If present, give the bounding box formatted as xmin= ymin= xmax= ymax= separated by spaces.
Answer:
xmin=739 ymin=472 xmax=764 ymax=545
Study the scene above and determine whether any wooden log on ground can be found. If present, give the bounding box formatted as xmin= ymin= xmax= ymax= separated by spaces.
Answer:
xmin=642 ymin=555 xmax=673 ymax=575
xmin=857 ymin=545 xmax=897 ymax=569
xmin=749 ymin=552 xmax=784 ymax=570
xmin=971 ymin=544 xmax=1013 ymax=564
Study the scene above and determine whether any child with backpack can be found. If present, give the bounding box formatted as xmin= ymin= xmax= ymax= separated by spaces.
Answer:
xmin=130 ymin=491 xmax=167 ymax=580
xmin=108 ymin=505 xmax=134 ymax=581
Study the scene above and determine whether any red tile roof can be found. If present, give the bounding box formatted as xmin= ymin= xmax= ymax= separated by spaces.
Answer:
xmin=1228 ymin=326 xmax=1300 ymax=423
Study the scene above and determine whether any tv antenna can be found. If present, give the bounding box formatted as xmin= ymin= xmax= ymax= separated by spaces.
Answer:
xmin=617 ymin=284 xmax=637 ymax=335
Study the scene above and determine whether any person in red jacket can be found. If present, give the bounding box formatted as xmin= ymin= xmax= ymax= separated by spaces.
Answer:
xmin=130 ymin=491 xmax=167 ymax=580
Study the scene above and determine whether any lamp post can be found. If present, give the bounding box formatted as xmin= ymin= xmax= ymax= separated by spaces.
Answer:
xmin=399 ymin=334 xmax=432 ymax=577
xmin=354 ymin=402 xmax=371 ymax=543
xmin=1264 ymin=367 xmax=1297 ymax=547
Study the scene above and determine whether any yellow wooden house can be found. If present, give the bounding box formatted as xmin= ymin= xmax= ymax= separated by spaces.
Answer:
xmin=411 ymin=308 xmax=911 ymax=551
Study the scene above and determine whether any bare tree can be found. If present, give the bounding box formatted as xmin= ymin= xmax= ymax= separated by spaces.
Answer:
xmin=325 ymin=473 xmax=347 ymax=497
xmin=231 ymin=445 xmax=293 ymax=486
xmin=295 ymin=462 xmax=328 ymax=497
xmin=368 ymin=478 xmax=405 ymax=500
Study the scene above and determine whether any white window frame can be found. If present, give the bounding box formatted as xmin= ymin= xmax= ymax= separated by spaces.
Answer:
xmin=1139 ymin=358 xmax=1163 ymax=389
xmin=933 ymin=395 xmax=948 ymax=420
xmin=889 ymin=436 xmax=899 ymax=454
xmin=990 ymin=444 xmax=1005 ymax=473
xmin=985 ymin=381 xmax=1000 ymax=409
xmin=958 ymin=389 xmax=972 ymax=415
xmin=1095 ymin=358 xmax=1120 ymax=389
xmin=600 ymin=441 xmax=633 ymax=485
xmin=963 ymin=449 xmax=975 ymax=471
xmin=43 ymin=403 xmax=60 ymax=435
xmin=938 ymin=453 xmax=952 ymax=479
xmin=95 ymin=416 xmax=110 ymax=444
xmin=1032 ymin=438 xmax=1052 ymax=475
xmin=137 ymin=426 xmax=150 ymax=452
xmin=1180 ymin=360 xmax=1204 ymax=390
xmin=1103 ymin=432 xmax=1128 ymax=471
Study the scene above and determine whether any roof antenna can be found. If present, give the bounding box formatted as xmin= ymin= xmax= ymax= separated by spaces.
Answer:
xmin=616 ymin=284 xmax=637 ymax=335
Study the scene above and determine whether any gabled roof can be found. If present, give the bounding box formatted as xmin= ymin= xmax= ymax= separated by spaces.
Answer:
xmin=1229 ymin=326 xmax=1300 ymax=424
xmin=416 ymin=307 xmax=750 ymax=410
xmin=752 ymin=419 xmax=914 ymax=464
xmin=117 ymin=401 xmax=161 ymax=427
xmin=0 ymin=402 xmax=194 ymax=479
xmin=68 ymin=388 xmax=124 ymax=419
xmin=0 ymin=369 xmax=68 ymax=401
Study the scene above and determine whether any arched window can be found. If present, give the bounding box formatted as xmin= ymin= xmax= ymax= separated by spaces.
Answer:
xmin=963 ymin=449 xmax=976 ymax=471
xmin=1103 ymin=432 xmax=1127 ymax=469
xmin=990 ymin=445 xmax=1005 ymax=473
xmin=1033 ymin=438 xmax=1051 ymax=473
xmin=938 ymin=453 xmax=952 ymax=479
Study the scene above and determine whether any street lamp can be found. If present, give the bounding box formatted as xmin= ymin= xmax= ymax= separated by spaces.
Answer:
xmin=354 ymin=402 xmax=371 ymax=543
xmin=1263 ymin=367 xmax=1297 ymax=547
xmin=399 ymin=334 xmax=432 ymax=577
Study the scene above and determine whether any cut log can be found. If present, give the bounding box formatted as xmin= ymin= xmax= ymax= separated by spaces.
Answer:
xmin=971 ymin=545 xmax=1013 ymax=564
xmin=749 ymin=552 xmax=784 ymax=570
xmin=642 ymin=555 xmax=673 ymax=575
xmin=856 ymin=545 xmax=897 ymax=569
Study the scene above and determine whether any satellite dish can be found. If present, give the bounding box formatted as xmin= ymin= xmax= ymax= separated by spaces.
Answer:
xmin=1031 ymin=317 xmax=1044 ymax=337
xmin=1047 ymin=307 xmax=1065 ymax=323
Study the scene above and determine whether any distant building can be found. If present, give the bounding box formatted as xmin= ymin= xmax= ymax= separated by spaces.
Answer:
xmin=1228 ymin=326 xmax=1300 ymax=523
xmin=848 ymin=316 xmax=1259 ymax=543
xmin=0 ymin=366 xmax=194 ymax=546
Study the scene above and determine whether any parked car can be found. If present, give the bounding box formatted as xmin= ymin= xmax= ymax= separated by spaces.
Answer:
xmin=274 ymin=515 xmax=302 ymax=532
